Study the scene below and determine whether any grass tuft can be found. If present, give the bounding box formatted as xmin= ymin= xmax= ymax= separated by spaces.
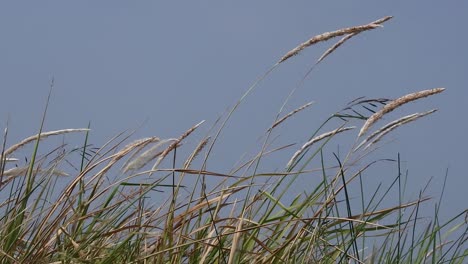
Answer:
xmin=0 ymin=17 xmax=465 ymax=264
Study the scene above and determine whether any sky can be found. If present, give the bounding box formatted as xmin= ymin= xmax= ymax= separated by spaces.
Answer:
xmin=0 ymin=2 xmax=466 ymax=223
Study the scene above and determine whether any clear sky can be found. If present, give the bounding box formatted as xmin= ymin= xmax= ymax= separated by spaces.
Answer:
xmin=0 ymin=2 xmax=466 ymax=221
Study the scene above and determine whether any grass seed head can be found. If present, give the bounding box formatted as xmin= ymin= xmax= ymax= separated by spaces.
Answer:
xmin=279 ymin=16 xmax=392 ymax=63
xmin=358 ymin=88 xmax=445 ymax=137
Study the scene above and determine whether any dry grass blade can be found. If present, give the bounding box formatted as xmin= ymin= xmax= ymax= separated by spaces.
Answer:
xmin=228 ymin=217 xmax=244 ymax=264
xmin=278 ymin=16 xmax=392 ymax=63
xmin=3 ymin=128 xmax=90 ymax=156
xmin=155 ymin=168 xmax=239 ymax=178
xmin=358 ymin=88 xmax=445 ymax=137
xmin=287 ymin=126 xmax=355 ymax=168
xmin=362 ymin=109 xmax=437 ymax=150
xmin=269 ymin=102 xmax=314 ymax=131
xmin=173 ymin=191 xmax=234 ymax=224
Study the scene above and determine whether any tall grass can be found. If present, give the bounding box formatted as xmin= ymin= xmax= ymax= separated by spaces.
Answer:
xmin=0 ymin=16 xmax=466 ymax=263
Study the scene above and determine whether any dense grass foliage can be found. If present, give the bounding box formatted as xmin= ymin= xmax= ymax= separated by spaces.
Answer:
xmin=0 ymin=16 xmax=466 ymax=263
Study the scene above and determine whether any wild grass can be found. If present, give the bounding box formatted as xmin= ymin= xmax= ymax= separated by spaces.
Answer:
xmin=0 ymin=17 xmax=466 ymax=263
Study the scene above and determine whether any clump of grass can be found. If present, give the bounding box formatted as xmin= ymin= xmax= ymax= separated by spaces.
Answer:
xmin=0 ymin=17 xmax=466 ymax=264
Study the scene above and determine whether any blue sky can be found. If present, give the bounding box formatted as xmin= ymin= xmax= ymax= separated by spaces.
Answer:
xmin=0 ymin=2 xmax=466 ymax=220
